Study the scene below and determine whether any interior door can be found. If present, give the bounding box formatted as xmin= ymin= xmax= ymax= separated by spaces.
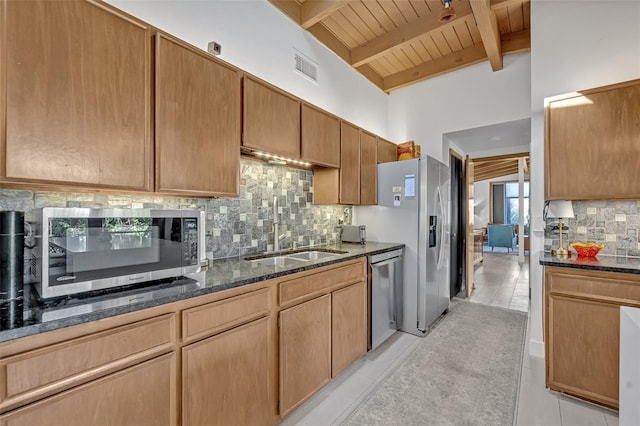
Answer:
xmin=449 ymin=152 xmax=464 ymax=298
xmin=465 ymin=155 xmax=475 ymax=298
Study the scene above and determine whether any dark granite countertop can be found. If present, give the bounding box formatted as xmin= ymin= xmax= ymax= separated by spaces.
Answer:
xmin=0 ymin=242 xmax=404 ymax=343
xmin=539 ymin=252 xmax=640 ymax=274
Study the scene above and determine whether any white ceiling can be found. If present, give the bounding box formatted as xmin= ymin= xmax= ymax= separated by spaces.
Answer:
xmin=445 ymin=117 xmax=531 ymax=155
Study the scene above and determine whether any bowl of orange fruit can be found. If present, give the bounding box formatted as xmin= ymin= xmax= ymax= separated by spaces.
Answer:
xmin=570 ymin=242 xmax=605 ymax=258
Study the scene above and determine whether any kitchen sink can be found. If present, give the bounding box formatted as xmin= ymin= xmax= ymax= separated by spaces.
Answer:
xmin=286 ymin=251 xmax=342 ymax=261
xmin=249 ymin=256 xmax=308 ymax=267
xmin=245 ymin=248 xmax=348 ymax=266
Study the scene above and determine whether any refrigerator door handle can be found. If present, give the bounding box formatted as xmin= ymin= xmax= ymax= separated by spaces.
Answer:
xmin=437 ymin=186 xmax=447 ymax=270
xmin=435 ymin=186 xmax=443 ymax=269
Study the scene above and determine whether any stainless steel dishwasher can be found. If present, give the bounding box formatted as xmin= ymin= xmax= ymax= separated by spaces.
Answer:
xmin=369 ymin=248 xmax=403 ymax=350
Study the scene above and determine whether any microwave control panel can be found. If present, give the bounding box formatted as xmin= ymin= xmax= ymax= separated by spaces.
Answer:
xmin=182 ymin=218 xmax=199 ymax=265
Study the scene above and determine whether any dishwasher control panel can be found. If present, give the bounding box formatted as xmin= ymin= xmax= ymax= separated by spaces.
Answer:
xmin=368 ymin=248 xmax=403 ymax=264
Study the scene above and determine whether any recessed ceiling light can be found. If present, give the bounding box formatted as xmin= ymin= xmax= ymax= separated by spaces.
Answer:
xmin=489 ymin=136 xmax=502 ymax=142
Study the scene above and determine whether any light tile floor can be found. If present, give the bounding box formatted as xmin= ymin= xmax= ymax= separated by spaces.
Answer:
xmin=282 ymin=253 xmax=620 ymax=426
xmin=470 ymin=252 xmax=530 ymax=312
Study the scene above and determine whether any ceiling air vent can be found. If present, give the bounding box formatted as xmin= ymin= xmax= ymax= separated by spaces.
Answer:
xmin=294 ymin=50 xmax=319 ymax=84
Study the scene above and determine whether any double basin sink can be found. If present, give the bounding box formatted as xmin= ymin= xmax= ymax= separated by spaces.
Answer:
xmin=245 ymin=248 xmax=348 ymax=267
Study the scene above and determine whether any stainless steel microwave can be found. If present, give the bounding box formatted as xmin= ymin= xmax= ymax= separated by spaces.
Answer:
xmin=33 ymin=208 xmax=206 ymax=299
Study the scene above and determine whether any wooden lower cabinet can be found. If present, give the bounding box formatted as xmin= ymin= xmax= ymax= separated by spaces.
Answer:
xmin=182 ymin=317 xmax=272 ymax=426
xmin=0 ymin=259 xmax=370 ymax=425
xmin=279 ymin=294 xmax=332 ymax=417
xmin=544 ymin=267 xmax=640 ymax=410
xmin=0 ymin=353 xmax=177 ymax=426
xmin=332 ymin=282 xmax=367 ymax=377
xmin=547 ymin=295 xmax=619 ymax=408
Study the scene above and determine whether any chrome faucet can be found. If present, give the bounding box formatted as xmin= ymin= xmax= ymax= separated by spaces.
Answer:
xmin=273 ymin=196 xmax=281 ymax=252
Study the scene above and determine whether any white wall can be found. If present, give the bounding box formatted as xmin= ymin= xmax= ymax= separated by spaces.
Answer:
xmin=527 ymin=0 xmax=640 ymax=357
xmin=106 ymin=0 xmax=389 ymax=138
xmin=388 ymin=52 xmax=532 ymax=164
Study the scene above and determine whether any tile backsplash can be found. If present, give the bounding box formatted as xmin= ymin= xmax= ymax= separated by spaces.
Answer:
xmin=545 ymin=200 xmax=640 ymax=257
xmin=0 ymin=157 xmax=349 ymax=260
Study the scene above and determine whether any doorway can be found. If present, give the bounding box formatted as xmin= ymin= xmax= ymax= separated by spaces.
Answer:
xmin=449 ymin=150 xmax=464 ymax=298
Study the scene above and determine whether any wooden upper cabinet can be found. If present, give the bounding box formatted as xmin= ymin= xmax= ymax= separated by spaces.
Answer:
xmin=243 ymin=76 xmax=300 ymax=159
xmin=301 ymin=104 xmax=340 ymax=168
xmin=377 ymin=138 xmax=397 ymax=163
xmin=359 ymin=131 xmax=377 ymax=205
xmin=1 ymin=0 xmax=152 ymax=191
xmin=545 ymin=78 xmax=640 ymax=200
xmin=339 ymin=122 xmax=361 ymax=205
xmin=155 ymin=34 xmax=240 ymax=197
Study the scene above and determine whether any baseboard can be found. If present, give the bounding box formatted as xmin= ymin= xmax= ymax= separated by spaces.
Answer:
xmin=528 ymin=338 xmax=544 ymax=358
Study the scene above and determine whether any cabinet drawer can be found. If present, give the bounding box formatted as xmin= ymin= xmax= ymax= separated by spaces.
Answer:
xmin=279 ymin=260 xmax=365 ymax=306
xmin=0 ymin=353 xmax=177 ymax=426
xmin=182 ymin=288 xmax=270 ymax=344
xmin=0 ymin=313 xmax=176 ymax=412
xmin=546 ymin=267 xmax=640 ymax=305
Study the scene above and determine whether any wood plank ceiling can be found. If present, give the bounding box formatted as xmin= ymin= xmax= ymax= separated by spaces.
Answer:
xmin=472 ymin=152 xmax=529 ymax=182
xmin=269 ymin=0 xmax=530 ymax=93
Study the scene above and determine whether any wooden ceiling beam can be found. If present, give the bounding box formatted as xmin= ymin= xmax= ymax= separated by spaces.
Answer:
xmin=382 ymin=43 xmax=488 ymax=92
xmin=490 ymin=0 xmax=527 ymax=10
xmin=501 ymin=29 xmax=530 ymax=55
xmin=478 ymin=162 xmax=518 ymax=173
xmin=301 ymin=1 xmax=353 ymax=29
xmin=268 ymin=0 xmax=301 ymax=23
xmin=356 ymin=64 xmax=385 ymax=91
xmin=475 ymin=159 xmax=515 ymax=169
xmin=378 ymin=28 xmax=530 ymax=91
xmin=470 ymin=0 xmax=502 ymax=71
xmin=307 ymin=22 xmax=352 ymax=63
xmin=350 ymin=1 xmax=473 ymax=68
xmin=472 ymin=151 xmax=529 ymax=162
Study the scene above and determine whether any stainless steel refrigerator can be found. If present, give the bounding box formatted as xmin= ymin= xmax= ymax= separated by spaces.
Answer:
xmin=354 ymin=157 xmax=450 ymax=336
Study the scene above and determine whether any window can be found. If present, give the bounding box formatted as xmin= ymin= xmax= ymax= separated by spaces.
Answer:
xmin=491 ymin=181 xmax=530 ymax=233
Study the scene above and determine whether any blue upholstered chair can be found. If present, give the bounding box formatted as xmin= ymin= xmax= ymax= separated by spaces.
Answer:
xmin=487 ymin=224 xmax=516 ymax=252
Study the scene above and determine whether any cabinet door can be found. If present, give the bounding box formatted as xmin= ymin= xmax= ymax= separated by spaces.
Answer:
xmin=0 ymin=354 xmax=177 ymax=426
xmin=279 ymin=294 xmax=331 ymax=417
xmin=377 ymin=138 xmax=397 ymax=163
xmin=1 ymin=0 xmax=152 ymax=191
xmin=332 ymin=282 xmax=367 ymax=377
xmin=301 ymin=104 xmax=340 ymax=168
xmin=359 ymin=131 xmax=377 ymax=205
xmin=182 ymin=317 xmax=272 ymax=426
xmin=547 ymin=294 xmax=619 ymax=408
xmin=156 ymin=34 xmax=240 ymax=197
xmin=339 ymin=122 xmax=361 ymax=205
xmin=243 ymin=76 xmax=300 ymax=159
xmin=545 ymin=79 xmax=640 ymax=200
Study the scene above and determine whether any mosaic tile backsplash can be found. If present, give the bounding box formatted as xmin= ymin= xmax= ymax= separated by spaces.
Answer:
xmin=0 ymin=157 xmax=350 ymax=260
xmin=545 ymin=200 xmax=640 ymax=257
